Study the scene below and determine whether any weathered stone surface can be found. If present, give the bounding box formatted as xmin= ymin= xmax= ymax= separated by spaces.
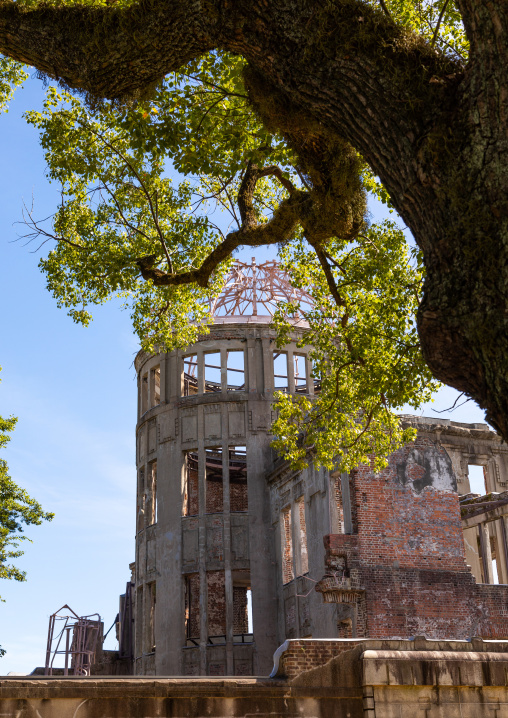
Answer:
xmin=3 ymin=639 xmax=508 ymax=718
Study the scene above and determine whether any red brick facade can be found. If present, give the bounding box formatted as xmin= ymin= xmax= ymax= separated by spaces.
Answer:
xmin=207 ymin=570 xmax=226 ymax=636
xmin=318 ymin=437 xmax=508 ymax=640
xmin=274 ymin=639 xmax=362 ymax=679
xmin=183 ymin=453 xmax=199 ymax=516
xmin=233 ymin=586 xmax=248 ymax=634
xmin=282 ymin=506 xmax=294 ymax=584
xmin=185 ymin=573 xmax=200 ymax=639
xmin=230 ymin=480 xmax=248 ymax=512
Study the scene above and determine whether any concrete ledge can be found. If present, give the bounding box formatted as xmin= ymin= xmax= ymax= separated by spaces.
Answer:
xmin=3 ymin=639 xmax=508 ymax=718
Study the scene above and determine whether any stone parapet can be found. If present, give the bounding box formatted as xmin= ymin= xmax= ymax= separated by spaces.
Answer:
xmin=3 ymin=638 xmax=508 ymax=717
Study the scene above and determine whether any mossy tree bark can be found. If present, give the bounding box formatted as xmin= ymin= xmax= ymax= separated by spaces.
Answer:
xmin=0 ymin=0 xmax=507 ymax=436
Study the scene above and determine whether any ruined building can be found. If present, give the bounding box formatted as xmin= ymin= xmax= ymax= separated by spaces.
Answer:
xmin=5 ymin=261 xmax=508 ymax=718
xmin=126 ymin=260 xmax=508 ymax=678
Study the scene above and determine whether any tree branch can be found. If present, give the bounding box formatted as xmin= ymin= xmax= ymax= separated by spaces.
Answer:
xmin=431 ymin=0 xmax=451 ymax=47
xmin=0 ymin=0 xmax=217 ymax=100
xmin=136 ymin=188 xmax=309 ymax=287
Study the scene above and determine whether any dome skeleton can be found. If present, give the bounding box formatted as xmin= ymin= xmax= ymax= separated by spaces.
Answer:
xmin=210 ymin=258 xmax=313 ymax=318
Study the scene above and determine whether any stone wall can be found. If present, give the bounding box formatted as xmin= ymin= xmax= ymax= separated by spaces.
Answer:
xmin=4 ymin=638 xmax=508 ymax=718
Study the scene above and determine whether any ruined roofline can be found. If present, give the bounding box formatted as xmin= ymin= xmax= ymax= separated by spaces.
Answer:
xmin=267 ymin=414 xmax=506 ymax=484
xmin=400 ymin=414 xmax=504 ymax=444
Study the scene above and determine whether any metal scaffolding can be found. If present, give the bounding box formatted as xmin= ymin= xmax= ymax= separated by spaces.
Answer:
xmin=45 ymin=604 xmax=101 ymax=676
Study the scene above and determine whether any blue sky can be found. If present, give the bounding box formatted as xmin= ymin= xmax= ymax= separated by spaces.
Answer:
xmin=0 ymin=76 xmax=487 ymax=674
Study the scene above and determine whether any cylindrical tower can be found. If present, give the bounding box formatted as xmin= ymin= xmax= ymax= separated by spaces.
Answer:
xmin=133 ymin=260 xmax=319 ymax=676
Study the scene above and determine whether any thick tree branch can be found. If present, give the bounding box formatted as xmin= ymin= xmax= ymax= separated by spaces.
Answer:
xmin=136 ymin=188 xmax=309 ymax=287
xmin=0 ymin=0 xmax=217 ymax=100
xmin=1 ymin=0 xmax=508 ymax=441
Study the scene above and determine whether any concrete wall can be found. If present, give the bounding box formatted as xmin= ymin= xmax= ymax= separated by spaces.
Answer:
xmin=410 ymin=416 xmax=508 ymax=584
xmin=3 ymin=638 xmax=508 ymax=718
xmin=267 ymin=459 xmax=338 ymax=643
xmin=132 ymin=326 xmax=508 ymax=676
xmin=134 ymin=317 xmax=316 ymax=676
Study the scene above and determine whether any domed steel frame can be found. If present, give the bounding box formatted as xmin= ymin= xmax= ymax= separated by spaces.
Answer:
xmin=210 ymin=258 xmax=313 ymax=318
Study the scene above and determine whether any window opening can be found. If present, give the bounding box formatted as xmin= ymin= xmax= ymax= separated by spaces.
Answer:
xmin=338 ymin=618 xmax=353 ymax=638
xmin=146 ymin=461 xmax=157 ymax=526
xmin=294 ymin=354 xmax=307 ymax=393
xmin=185 ymin=574 xmax=200 ymax=645
xmin=229 ymin=446 xmax=247 ymax=512
xmin=146 ymin=582 xmax=156 ymax=653
xmin=296 ymin=497 xmax=309 ymax=576
xmin=207 ymin=570 xmax=226 ymax=639
xmin=226 ymin=350 xmax=245 ymax=391
xmin=233 ymin=586 xmax=249 ymax=634
xmin=141 ymin=374 xmax=148 ymax=414
xmin=183 ymin=452 xmax=199 ymax=517
xmin=204 ymin=352 xmax=222 ymax=393
xmin=491 ymin=536 xmax=500 ymax=584
xmin=232 ymin=571 xmax=253 ymax=642
xmin=273 ymin=352 xmax=288 ymax=391
xmin=183 ymin=354 xmax=198 ymax=396
xmin=137 ymin=468 xmax=145 ymax=533
xmin=151 ymin=366 xmax=161 ymax=406
xmin=206 ymin=447 xmax=223 ymax=513
xmin=247 ymin=589 xmax=253 ymax=634
xmin=468 ymin=464 xmax=486 ymax=494
xmin=281 ymin=506 xmax=294 ymax=584
xmin=311 ymin=366 xmax=321 ymax=395
xmin=135 ymin=586 xmax=143 ymax=658
xmin=335 ymin=475 xmax=344 ymax=533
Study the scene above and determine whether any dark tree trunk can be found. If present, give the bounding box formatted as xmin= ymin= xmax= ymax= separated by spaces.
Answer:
xmin=0 ymin=0 xmax=507 ymax=436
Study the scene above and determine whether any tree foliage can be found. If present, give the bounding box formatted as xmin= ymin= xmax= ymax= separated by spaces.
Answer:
xmin=0 ymin=369 xmax=54 ymax=605
xmin=18 ymin=44 xmax=442 ymax=471
xmin=0 ymin=0 xmax=482 ymax=470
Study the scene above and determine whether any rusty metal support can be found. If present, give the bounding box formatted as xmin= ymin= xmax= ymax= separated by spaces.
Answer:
xmin=210 ymin=258 xmax=313 ymax=318
xmin=45 ymin=605 xmax=101 ymax=676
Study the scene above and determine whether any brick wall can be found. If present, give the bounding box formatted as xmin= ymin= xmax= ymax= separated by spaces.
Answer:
xmin=335 ymin=475 xmax=344 ymax=533
xmin=206 ymin=452 xmax=224 ymax=513
xmin=275 ymin=639 xmax=363 ymax=679
xmin=230 ymin=480 xmax=248 ymax=512
xmin=297 ymin=498 xmax=309 ymax=575
xmin=233 ymin=586 xmax=248 ymax=633
xmin=207 ymin=571 xmax=226 ymax=636
xmin=206 ymin=475 xmax=224 ymax=513
xmin=184 ymin=454 xmax=199 ymax=516
xmin=185 ymin=573 xmax=200 ymax=639
xmin=320 ymin=437 xmax=508 ymax=640
xmin=282 ymin=506 xmax=293 ymax=584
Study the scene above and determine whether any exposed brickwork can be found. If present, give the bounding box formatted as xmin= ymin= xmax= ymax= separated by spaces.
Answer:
xmin=185 ymin=573 xmax=200 ymax=639
xmin=230 ymin=479 xmax=248 ymax=512
xmin=206 ymin=475 xmax=224 ymax=513
xmin=320 ymin=437 xmax=508 ymax=640
xmin=208 ymin=662 xmax=226 ymax=675
xmin=137 ymin=468 xmax=145 ymax=533
xmin=205 ymin=451 xmax=224 ymax=514
xmin=335 ymin=475 xmax=344 ymax=533
xmin=337 ymin=618 xmax=353 ymax=638
xmin=297 ymin=498 xmax=309 ymax=575
xmin=277 ymin=639 xmax=362 ymax=679
xmin=282 ymin=506 xmax=293 ymax=584
xmin=146 ymin=461 xmax=157 ymax=526
xmin=233 ymin=586 xmax=249 ymax=633
xmin=207 ymin=570 xmax=226 ymax=636
xmin=183 ymin=453 xmax=199 ymax=516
